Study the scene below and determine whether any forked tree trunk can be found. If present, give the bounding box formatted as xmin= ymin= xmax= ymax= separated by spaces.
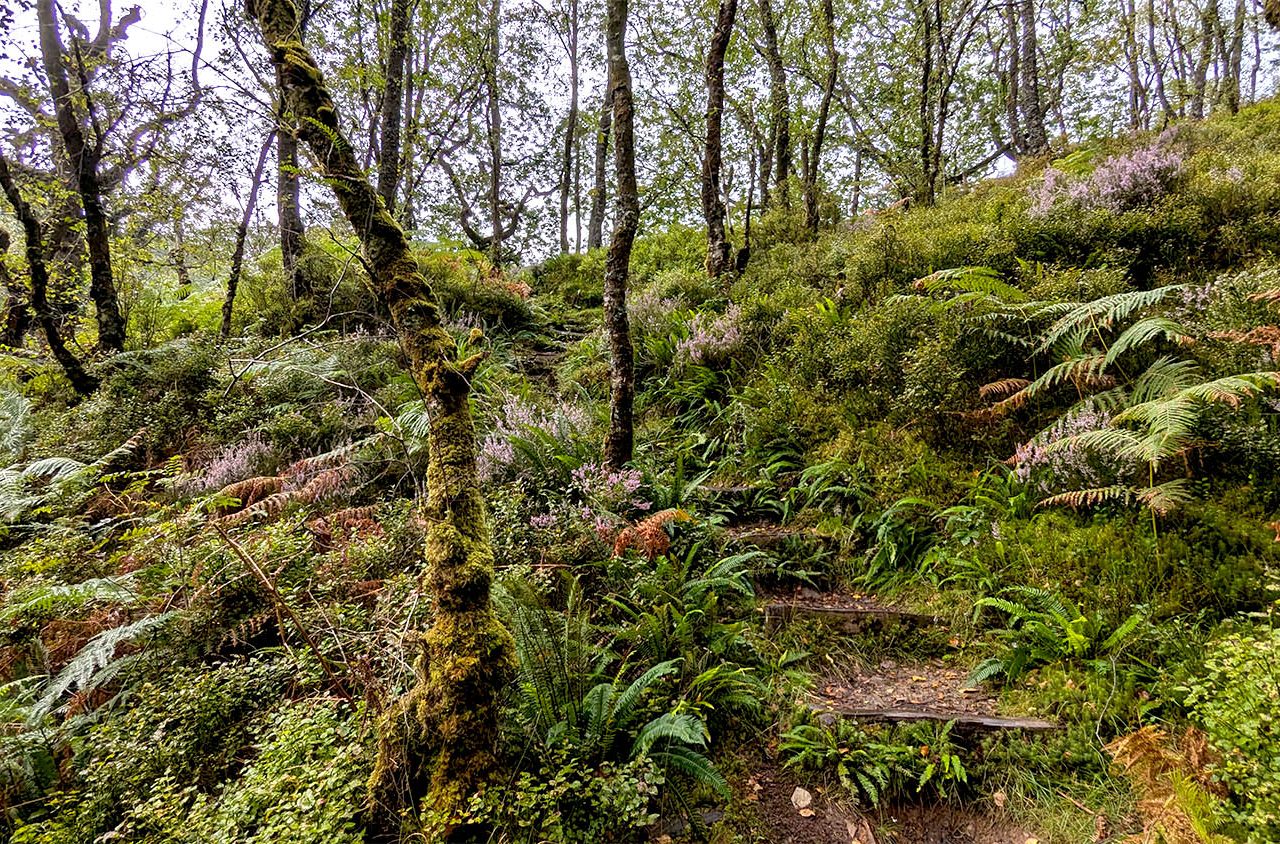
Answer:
xmin=0 ymin=152 xmax=98 ymax=395
xmin=702 ymin=0 xmax=737 ymax=278
xmin=603 ymin=0 xmax=638 ymax=469
xmin=247 ymin=0 xmax=513 ymax=833
xmin=36 ymin=0 xmax=126 ymax=354
xmin=587 ymin=86 xmax=611 ymax=249
xmin=223 ymin=132 xmax=275 ymax=338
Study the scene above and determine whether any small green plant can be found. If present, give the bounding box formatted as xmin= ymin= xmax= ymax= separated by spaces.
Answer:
xmin=970 ymin=586 xmax=1146 ymax=684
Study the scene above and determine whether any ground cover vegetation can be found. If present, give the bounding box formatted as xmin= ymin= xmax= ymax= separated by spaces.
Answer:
xmin=3 ymin=0 xmax=1280 ymax=841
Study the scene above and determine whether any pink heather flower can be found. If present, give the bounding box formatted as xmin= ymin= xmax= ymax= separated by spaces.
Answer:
xmin=477 ymin=395 xmax=592 ymax=482
xmin=1029 ymin=141 xmax=1184 ymax=218
xmin=1012 ymin=401 xmax=1140 ymax=493
xmin=629 ymin=286 xmax=681 ymax=336
xmin=675 ymin=304 xmax=745 ymax=367
xmin=176 ymin=433 xmax=273 ymax=495
xmin=529 ymin=512 xmax=557 ymax=530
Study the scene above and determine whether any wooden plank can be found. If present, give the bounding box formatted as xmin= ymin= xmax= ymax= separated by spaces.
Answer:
xmin=763 ymin=601 xmax=937 ymax=631
xmin=815 ymin=706 xmax=1059 ymax=733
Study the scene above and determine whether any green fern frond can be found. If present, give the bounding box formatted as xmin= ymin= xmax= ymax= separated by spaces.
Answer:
xmin=31 ymin=611 xmax=177 ymax=720
xmin=1103 ymin=317 xmax=1192 ymax=367
xmin=633 ymin=711 xmax=708 ymax=757
xmin=1039 ymin=286 xmax=1184 ymax=354
xmin=916 ymin=266 xmax=1028 ymax=303
xmin=650 ymin=744 xmax=730 ymax=798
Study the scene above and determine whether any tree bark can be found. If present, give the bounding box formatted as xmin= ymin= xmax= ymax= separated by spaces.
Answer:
xmin=0 ymin=231 xmax=30 ymax=350
xmin=378 ymin=0 xmax=412 ymax=214
xmin=803 ymin=0 xmax=837 ymax=233
xmin=587 ymin=85 xmax=611 ymax=250
xmin=277 ymin=93 xmax=309 ymax=311
xmin=484 ymin=0 xmax=504 ymax=267
xmin=1002 ymin=0 xmax=1023 ymax=153
xmin=702 ymin=0 xmax=737 ymax=278
xmin=1017 ymin=0 xmax=1049 ymax=153
xmin=757 ymin=0 xmax=790 ymax=208
xmin=0 ymin=151 xmax=98 ymax=395
xmin=223 ymin=132 xmax=275 ymax=339
xmin=559 ymin=0 xmax=580 ymax=254
xmin=36 ymin=0 xmax=126 ymax=354
xmin=247 ymin=0 xmax=513 ymax=832
xmin=603 ymin=0 xmax=638 ymax=469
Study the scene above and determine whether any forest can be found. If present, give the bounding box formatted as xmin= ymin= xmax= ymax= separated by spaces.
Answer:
xmin=2 ymin=0 xmax=1280 ymax=841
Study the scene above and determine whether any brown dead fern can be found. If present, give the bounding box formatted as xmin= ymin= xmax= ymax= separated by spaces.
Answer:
xmin=1106 ymin=726 xmax=1228 ymax=844
xmin=612 ymin=509 xmax=693 ymax=559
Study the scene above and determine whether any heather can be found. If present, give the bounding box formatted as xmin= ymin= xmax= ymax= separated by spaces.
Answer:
xmin=6 ymin=100 xmax=1280 ymax=844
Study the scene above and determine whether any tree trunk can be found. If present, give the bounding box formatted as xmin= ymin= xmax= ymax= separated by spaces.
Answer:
xmin=0 ymin=231 xmax=30 ymax=350
xmin=603 ymin=0 xmax=638 ymax=470
xmin=247 ymin=0 xmax=513 ymax=833
xmin=758 ymin=0 xmax=790 ymax=207
xmin=559 ymin=0 xmax=580 ymax=254
xmin=851 ymin=146 xmax=863 ymax=217
xmin=277 ymin=97 xmax=309 ymax=313
xmin=587 ymin=85 xmax=611 ymax=250
xmin=1003 ymin=0 xmax=1023 ymax=153
xmin=702 ymin=0 xmax=737 ymax=278
xmin=484 ymin=0 xmax=504 ymax=267
xmin=0 ymin=151 xmax=98 ymax=395
xmin=1190 ymin=4 xmax=1215 ymax=118
xmin=223 ymin=132 xmax=275 ymax=339
xmin=1018 ymin=0 xmax=1049 ymax=154
xmin=917 ymin=0 xmax=936 ymax=204
xmin=378 ymin=0 xmax=412 ymax=214
xmin=803 ymin=0 xmax=837 ymax=233
xmin=36 ymin=0 xmax=125 ymax=354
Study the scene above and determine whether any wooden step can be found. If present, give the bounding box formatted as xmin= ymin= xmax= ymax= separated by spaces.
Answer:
xmin=814 ymin=706 xmax=1059 ymax=733
xmin=763 ymin=601 xmax=937 ymax=632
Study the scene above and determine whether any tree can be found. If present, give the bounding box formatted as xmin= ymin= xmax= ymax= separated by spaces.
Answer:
xmin=756 ymin=0 xmax=791 ymax=208
xmin=800 ymin=0 xmax=837 ymax=231
xmin=0 ymin=150 xmax=98 ymax=395
xmin=222 ymin=133 xmax=276 ymax=339
xmin=603 ymin=0 xmax=638 ymax=469
xmin=35 ymin=0 xmax=128 ymax=353
xmin=246 ymin=0 xmax=514 ymax=832
xmin=702 ymin=0 xmax=738 ymax=278
xmin=1016 ymin=0 xmax=1049 ymax=153
xmin=378 ymin=0 xmax=413 ymax=215
xmin=552 ymin=0 xmax=583 ymax=253
xmin=273 ymin=4 xmax=310 ymax=322
xmin=587 ymin=83 xmax=612 ymax=249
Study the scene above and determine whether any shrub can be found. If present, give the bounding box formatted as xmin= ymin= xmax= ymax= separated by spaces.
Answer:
xmin=1186 ymin=623 xmax=1280 ymax=841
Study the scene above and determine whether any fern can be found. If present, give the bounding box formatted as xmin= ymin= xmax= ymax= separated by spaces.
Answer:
xmin=915 ymin=266 xmax=1028 ymax=303
xmin=1038 ymin=285 xmax=1185 ymax=354
xmin=0 ymin=576 xmax=138 ymax=623
xmin=31 ymin=611 xmax=177 ymax=720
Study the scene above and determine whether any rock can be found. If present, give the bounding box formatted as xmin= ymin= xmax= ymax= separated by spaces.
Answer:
xmin=791 ymin=786 xmax=813 ymax=809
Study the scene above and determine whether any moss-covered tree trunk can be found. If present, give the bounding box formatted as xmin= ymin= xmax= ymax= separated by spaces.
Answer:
xmin=0 ymin=151 xmax=98 ymax=395
xmin=36 ymin=0 xmax=126 ymax=354
xmin=247 ymin=0 xmax=513 ymax=831
xmin=603 ymin=0 xmax=638 ymax=469
xmin=757 ymin=0 xmax=790 ymax=209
